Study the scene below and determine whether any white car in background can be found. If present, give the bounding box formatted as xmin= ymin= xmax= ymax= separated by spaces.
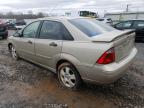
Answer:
xmin=15 ymin=25 xmax=25 ymax=30
xmin=15 ymin=20 xmax=26 ymax=30
xmin=96 ymin=18 xmax=113 ymax=25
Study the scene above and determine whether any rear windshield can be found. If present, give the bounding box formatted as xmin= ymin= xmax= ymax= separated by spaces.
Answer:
xmin=69 ymin=18 xmax=115 ymax=37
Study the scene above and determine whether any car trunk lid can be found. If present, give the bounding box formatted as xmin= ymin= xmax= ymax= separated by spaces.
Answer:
xmin=91 ymin=30 xmax=135 ymax=62
xmin=91 ymin=30 xmax=134 ymax=42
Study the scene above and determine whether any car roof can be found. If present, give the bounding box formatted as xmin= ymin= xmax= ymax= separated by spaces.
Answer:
xmin=33 ymin=16 xmax=98 ymax=23
xmin=35 ymin=16 xmax=90 ymax=21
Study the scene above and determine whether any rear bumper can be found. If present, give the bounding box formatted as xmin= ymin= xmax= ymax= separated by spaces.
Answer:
xmin=77 ymin=47 xmax=137 ymax=84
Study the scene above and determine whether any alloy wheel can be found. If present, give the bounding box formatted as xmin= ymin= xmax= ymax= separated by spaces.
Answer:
xmin=59 ymin=66 xmax=76 ymax=88
xmin=11 ymin=46 xmax=18 ymax=59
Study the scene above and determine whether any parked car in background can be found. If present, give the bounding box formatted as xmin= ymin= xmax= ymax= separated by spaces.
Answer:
xmin=8 ymin=17 xmax=137 ymax=90
xmin=6 ymin=20 xmax=16 ymax=30
xmin=15 ymin=20 xmax=26 ymax=30
xmin=6 ymin=22 xmax=15 ymax=29
xmin=96 ymin=18 xmax=113 ymax=25
xmin=6 ymin=19 xmax=26 ymax=30
xmin=0 ymin=20 xmax=8 ymax=39
xmin=113 ymin=20 xmax=144 ymax=42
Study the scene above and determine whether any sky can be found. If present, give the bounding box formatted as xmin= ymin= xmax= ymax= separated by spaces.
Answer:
xmin=0 ymin=0 xmax=144 ymax=15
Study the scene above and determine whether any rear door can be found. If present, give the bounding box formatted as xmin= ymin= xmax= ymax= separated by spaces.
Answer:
xmin=132 ymin=20 xmax=144 ymax=41
xmin=35 ymin=20 xmax=63 ymax=69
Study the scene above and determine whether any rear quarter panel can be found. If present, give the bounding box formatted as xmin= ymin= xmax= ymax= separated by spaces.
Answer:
xmin=61 ymin=41 xmax=113 ymax=67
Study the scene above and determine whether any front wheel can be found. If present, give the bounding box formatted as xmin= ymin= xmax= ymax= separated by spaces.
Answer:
xmin=10 ymin=45 xmax=19 ymax=60
xmin=58 ymin=62 xmax=82 ymax=90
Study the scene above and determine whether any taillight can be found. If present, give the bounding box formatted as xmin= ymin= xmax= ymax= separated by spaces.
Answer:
xmin=97 ymin=48 xmax=115 ymax=64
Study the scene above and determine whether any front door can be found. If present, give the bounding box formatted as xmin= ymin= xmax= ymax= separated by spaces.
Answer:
xmin=14 ymin=21 xmax=41 ymax=60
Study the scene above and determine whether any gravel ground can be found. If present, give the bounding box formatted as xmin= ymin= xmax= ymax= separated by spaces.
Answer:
xmin=0 ymin=32 xmax=144 ymax=108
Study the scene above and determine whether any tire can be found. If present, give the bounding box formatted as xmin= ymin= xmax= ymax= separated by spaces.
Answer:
xmin=9 ymin=45 xmax=19 ymax=60
xmin=58 ymin=62 xmax=82 ymax=90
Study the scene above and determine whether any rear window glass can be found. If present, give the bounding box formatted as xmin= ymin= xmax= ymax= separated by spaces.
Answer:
xmin=69 ymin=18 xmax=115 ymax=37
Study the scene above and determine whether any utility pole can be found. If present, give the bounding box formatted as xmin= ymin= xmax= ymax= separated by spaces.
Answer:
xmin=126 ymin=4 xmax=131 ymax=12
xmin=104 ymin=10 xmax=107 ymax=18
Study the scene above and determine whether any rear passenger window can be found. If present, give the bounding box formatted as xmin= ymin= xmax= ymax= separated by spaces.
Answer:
xmin=61 ymin=25 xmax=74 ymax=40
xmin=39 ymin=21 xmax=61 ymax=40
xmin=39 ymin=21 xmax=73 ymax=40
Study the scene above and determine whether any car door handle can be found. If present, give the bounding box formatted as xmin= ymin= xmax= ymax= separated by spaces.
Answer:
xmin=49 ymin=42 xmax=58 ymax=47
xmin=27 ymin=40 xmax=32 ymax=44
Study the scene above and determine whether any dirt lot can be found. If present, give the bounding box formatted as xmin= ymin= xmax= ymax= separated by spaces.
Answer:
xmin=0 ymin=31 xmax=144 ymax=108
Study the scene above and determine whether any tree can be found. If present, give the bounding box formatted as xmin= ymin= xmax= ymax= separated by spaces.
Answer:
xmin=37 ymin=12 xmax=44 ymax=18
xmin=28 ymin=10 xmax=33 ymax=15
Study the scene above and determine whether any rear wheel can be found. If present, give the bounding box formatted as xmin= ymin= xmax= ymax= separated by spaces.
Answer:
xmin=58 ymin=62 xmax=82 ymax=90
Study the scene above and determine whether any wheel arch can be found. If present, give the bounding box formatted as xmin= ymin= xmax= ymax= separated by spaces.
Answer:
xmin=56 ymin=59 xmax=71 ymax=71
xmin=56 ymin=53 xmax=81 ymax=73
xmin=56 ymin=58 xmax=83 ymax=82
